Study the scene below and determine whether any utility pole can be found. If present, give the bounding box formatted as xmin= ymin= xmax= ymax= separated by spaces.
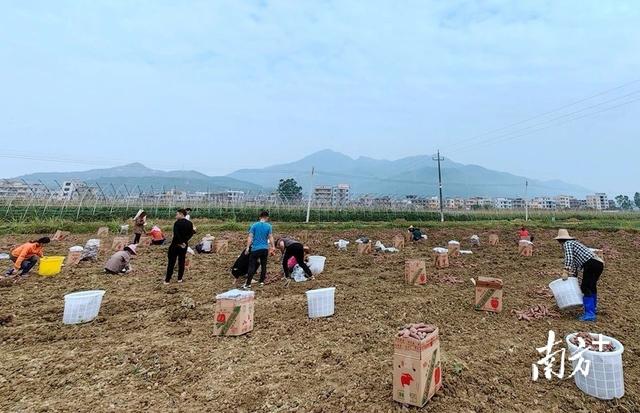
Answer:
xmin=525 ymin=180 xmax=529 ymax=221
xmin=305 ymin=166 xmax=315 ymax=223
xmin=433 ymin=150 xmax=445 ymax=222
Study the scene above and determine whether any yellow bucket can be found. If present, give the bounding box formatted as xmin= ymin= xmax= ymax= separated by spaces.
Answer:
xmin=38 ymin=256 xmax=66 ymax=276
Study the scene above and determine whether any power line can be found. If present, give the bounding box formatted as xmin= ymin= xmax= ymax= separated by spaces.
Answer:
xmin=440 ymin=78 xmax=640 ymax=151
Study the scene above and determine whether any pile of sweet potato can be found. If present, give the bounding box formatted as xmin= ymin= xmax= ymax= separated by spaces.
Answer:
xmin=512 ymin=304 xmax=559 ymax=321
xmin=570 ymin=332 xmax=616 ymax=352
xmin=397 ymin=323 xmax=436 ymax=340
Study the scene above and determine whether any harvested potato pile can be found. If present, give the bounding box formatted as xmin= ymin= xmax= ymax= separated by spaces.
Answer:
xmin=570 ymin=332 xmax=616 ymax=352
xmin=397 ymin=323 xmax=437 ymax=340
xmin=512 ymin=304 xmax=559 ymax=321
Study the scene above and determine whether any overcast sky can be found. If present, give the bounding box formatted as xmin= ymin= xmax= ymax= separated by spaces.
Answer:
xmin=1 ymin=1 xmax=639 ymax=194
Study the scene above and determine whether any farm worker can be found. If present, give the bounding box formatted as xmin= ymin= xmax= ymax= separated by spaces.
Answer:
xmin=408 ymin=225 xmax=426 ymax=241
xmin=104 ymin=244 xmax=137 ymax=274
xmin=242 ymin=210 xmax=274 ymax=289
xmin=5 ymin=237 xmax=50 ymax=277
xmin=148 ymin=225 xmax=166 ymax=245
xmin=275 ymin=237 xmax=313 ymax=281
xmin=132 ymin=209 xmax=147 ymax=244
xmin=556 ymin=229 xmax=604 ymax=322
xmin=164 ymin=208 xmax=195 ymax=285
xmin=518 ymin=226 xmax=533 ymax=242
xmin=185 ymin=208 xmax=192 ymax=221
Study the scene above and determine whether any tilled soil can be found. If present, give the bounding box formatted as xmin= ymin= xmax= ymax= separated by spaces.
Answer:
xmin=0 ymin=228 xmax=639 ymax=412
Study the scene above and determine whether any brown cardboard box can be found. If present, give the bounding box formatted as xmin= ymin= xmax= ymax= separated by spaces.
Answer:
xmin=433 ymin=251 xmax=449 ymax=269
xmin=300 ymin=230 xmax=309 ymax=243
xmin=357 ymin=242 xmax=372 ymax=254
xmin=393 ymin=327 xmax=442 ymax=407
xmin=52 ymin=230 xmax=70 ymax=241
xmin=488 ymin=233 xmax=499 ymax=246
xmin=474 ymin=276 xmax=503 ymax=313
xmin=447 ymin=241 xmax=460 ymax=257
xmin=518 ymin=240 xmax=533 ymax=257
xmin=139 ymin=236 xmax=152 ymax=247
xmin=66 ymin=250 xmax=83 ymax=266
xmin=213 ymin=294 xmax=255 ymax=336
xmin=214 ymin=240 xmax=229 ymax=254
xmin=405 ymin=260 xmax=427 ymax=285
xmin=97 ymin=227 xmax=109 ymax=237
xmin=111 ymin=236 xmax=129 ymax=252
xmin=393 ymin=235 xmax=405 ymax=250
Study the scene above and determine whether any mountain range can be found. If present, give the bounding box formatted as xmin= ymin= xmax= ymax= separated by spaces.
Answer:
xmin=228 ymin=150 xmax=591 ymax=197
xmin=13 ymin=150 xmax=591 ymax=198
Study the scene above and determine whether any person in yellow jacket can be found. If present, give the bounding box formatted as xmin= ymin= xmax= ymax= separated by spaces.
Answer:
xmin=5 ymin=237 xmax=50 ymax=277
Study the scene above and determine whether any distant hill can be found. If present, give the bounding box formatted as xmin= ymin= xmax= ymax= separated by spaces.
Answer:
xmin=15 ymin=163 xmax=263 ymax=193
xmin=228 ymin=149 xmax=592 ymax=198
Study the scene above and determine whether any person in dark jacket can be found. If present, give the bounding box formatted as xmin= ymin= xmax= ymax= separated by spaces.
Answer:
xmin=408 ymin=225 xmax=425 ymax=242
xmin=275 ymin=237 xmax=313 ymax=281
xmin=164 ymin=209 xmax=195 ymax=284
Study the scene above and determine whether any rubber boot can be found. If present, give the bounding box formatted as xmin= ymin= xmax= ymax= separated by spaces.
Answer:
xmin=578 ymin=296 xmax=596 ymax=322
xmin=593 ymin=294 xmax=598 ymax=314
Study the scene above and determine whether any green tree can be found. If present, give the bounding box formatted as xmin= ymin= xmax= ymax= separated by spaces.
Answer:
xmin=635 ymin=192 xmax=640 ymax=209
xmin=277 ymin=178 xmax=303 ymax=203
xmin=614 ymin=194 xmax=633 ymax=210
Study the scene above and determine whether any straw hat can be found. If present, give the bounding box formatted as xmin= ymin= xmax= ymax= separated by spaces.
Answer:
xmin=554 ymin=229 xmax=575 ymax=240
xmin=125 ymin=244 xmax=138 ymax=255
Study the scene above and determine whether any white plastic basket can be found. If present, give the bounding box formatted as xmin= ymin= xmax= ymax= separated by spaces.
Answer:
xmin=549 ymin=278 xmax=583 ymax=309
xmin=566 ymin=333 xmax=625 ymax=400
xmin=307 ymin=256 xmax=327 ymax=275
xmin=305 ymin=287 xmax=335 ymax=318
xmin=63 ymin=290 xmax=106 ymax=325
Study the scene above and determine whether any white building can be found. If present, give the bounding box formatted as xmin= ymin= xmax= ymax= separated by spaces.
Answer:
xmin=586 ymin=193 xmax=608 ymax=210
xmin=58 ymin=181 xmax=97 ymax=200
xmin=313 ymin=184 xmax=350 ymax=207
xmin=555 ymin=195 xmax=575 ymax=209
xmin=493 ymin=198 xmax=512 ymax=209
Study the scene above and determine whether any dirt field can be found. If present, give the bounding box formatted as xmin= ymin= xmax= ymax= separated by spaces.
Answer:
xmin=1 ymin=227 xmax=639 ymax=412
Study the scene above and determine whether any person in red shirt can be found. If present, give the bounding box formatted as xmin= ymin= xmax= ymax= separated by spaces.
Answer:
xmin=518 ymin=226 xmax=534 ymax=242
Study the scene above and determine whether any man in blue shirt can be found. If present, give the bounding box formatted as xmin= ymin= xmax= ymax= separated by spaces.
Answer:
xmin=243 ymin=210 xmax=274 ymax=289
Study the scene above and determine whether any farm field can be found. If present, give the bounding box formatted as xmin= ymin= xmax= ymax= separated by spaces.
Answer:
xmin=1 ymin=227 xmax=639 ymax=412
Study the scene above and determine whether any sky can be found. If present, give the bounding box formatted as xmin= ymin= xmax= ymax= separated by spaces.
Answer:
xmin=1 ymin=0 xmax=639 ymax=195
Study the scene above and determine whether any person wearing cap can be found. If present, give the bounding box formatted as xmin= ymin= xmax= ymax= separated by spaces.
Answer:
xmin=274 ymin=237 xmax=313 ymax=281
xmin=5 ymin=237 xmax=50 ymax=277
xmin=132 ymin=210 xmax=147 ymax=244
xmin=104 ymin=244 xmax=137 ymax=274
xmin=165 ymin=208 xmax=195 ymax=284
xmin=555 ymin=229 xmax=604 ymax=322
xmin=407 ymin=225 xmax=425 ymax=242
xmin=243 ymin=210 xmax=274 ymax=289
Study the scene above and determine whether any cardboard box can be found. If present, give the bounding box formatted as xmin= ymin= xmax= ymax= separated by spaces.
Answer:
xmin=488 ymin=234 xmax=499 ymax=246
xmin=393 ymin=328 xmax=442 ymax=407
xmin=111 ymin=236 xmax=129 ymax=252
xmin=357 ymin=242 xmax=372 ymax=254
xmin=433 ymin=251 xmax=449 ymax=269
xmin=139 ymin=236 xmax=152 ymax=247
xmin=97 ymin=227 xmax=109 ymax=237
xmin=474 ymin=276 xmax=503 ymax=313
xmin=518 ymin=240 xmax=533 ymax=257
xmin=393 ymin=235 xmax=405 ymax=250
xmin=66 ymin=250 xmax=83 ymax=266
xmin=405 ymin=259 xmax=427 ymax=285
xmin=52 ymin=230 xmax=70 ymax=241
xmin=214 ymin=240 xmax=229 ymax=254
xmin=447 ymin=241 xmax=460 ymax=257
xmin=213 ymin=294 xmax=255 ymax=336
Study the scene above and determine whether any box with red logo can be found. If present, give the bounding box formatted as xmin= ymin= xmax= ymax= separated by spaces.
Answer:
xmin=213 ymin=290 xmax=255 ymax=337
xmin=405 ymin=259 xmax=427 ymax=286
xmin=393 ymin=327 xmax=442 ymax=407
xmin=474 ymin=276 xmax=503 ymax=313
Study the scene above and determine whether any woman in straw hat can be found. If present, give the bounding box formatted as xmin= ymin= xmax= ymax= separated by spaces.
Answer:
xmin=555 ymin=229 xmax=604 ymax=322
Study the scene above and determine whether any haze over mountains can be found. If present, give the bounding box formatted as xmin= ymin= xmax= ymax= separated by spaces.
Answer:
xmin=14 ymin=150 xmax=591 ymax=197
